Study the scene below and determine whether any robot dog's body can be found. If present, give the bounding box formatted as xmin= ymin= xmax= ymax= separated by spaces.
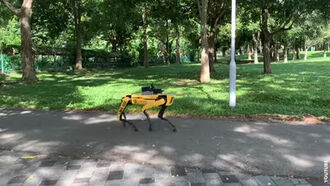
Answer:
xmin=117 ymin=86 xmax=176 ymax=132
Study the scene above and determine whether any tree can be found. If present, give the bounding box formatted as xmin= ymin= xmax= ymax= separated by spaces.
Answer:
xmin=320 ymin=24 xmax=330 ymax=57
xmin=198 ymin=0 xmax=210 ymax=83
xmin=142 ymin=7 xmax=149 ymax=67
xmin=207 ymin=0 xmax=230 ymax=73
xmin=149 ymin=0 xmax=188 ymax=65
xmin=73 ymin=0 xmax=83 ymax=70
xmin=242 ymin=0 xmax=311 ymax=73
xmin=0 ymin=0 xmax=38 ymax=82
xmin=32 ymin=0 xmax=87 ymax=70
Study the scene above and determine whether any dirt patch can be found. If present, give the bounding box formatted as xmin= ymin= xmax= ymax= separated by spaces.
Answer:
xmin=176 ymin=79 xmax=200 ymax=86
xmin=164 ymin=113 xmax=330 ymax=125
xmin=238 ymin=114 xmax=329 ymax=125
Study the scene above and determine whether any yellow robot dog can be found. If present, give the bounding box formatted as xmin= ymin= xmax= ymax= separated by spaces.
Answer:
xmin=117 ymin=85 xmax=176 ymax=132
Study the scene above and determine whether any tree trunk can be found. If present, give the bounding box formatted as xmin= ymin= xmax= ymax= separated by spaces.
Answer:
xmin=275 ymin=43 xmax=280 ymax=62
xmin=253 ymin=32 xmax=259 ymax=64
xmin=20 ymin=0 xmax=38 ymax=82
xmin=247 ymin=44 xmax=252 ymax=61
xmin=111 ymin=36 xmax=117 ymax=52
xmin=254 ymin=47 xmax=258 ymax=64
xmin=165 ymin=20 xmax=170 ymax=65
xmin=262 ymin=39 xmax=272 ymax=73
xmin=304 ymin=45 xmax=308 ymax=61
xmin=175 ymin=26 xmax=180 ymax=64
xmin=161 ymin=44 xmax=167 ymax=65
xmin=284 ymin=44 xmax=288 ymax=63
xmin=292 ymin=48 xmax=296 ymax=61
xmin=324 ymin=43 xmax=327 ymax=58
xmin=142 ymin=8 xmax=149 ymax=68
xmin=214 ymin=46 xmax=217 ymax=63
xmin=74 ymin=0 xmax=83 ymax=70
xmin=222 ymin=48 xmax=226 ymax=57
xmin=199 ymin=0 xmax=210 ymax=83
xmin=270 ymin=45 xmax=274 ymax=61
xmin=261 ymin=7 xmax=272 ymax=74
xmin=295 ymin=47 xmax=300 ymax=59
xmin=208 ymin=28 xmax=217 ymax=73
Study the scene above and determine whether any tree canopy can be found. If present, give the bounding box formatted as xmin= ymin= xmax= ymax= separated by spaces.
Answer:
xmin=0 ymin=0 xmax=329 ymax=82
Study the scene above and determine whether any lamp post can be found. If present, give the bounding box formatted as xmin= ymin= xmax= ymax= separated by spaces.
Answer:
xmin=229 ymin=0 xmax=237 ymax=108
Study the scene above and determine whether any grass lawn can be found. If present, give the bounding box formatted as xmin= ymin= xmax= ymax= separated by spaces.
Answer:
xmin=1 ymin=51 xmax=330 ymax=118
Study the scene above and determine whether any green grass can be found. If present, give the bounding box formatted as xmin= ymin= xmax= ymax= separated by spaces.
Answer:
xmin=1 ymin=51 xmax=330 ymax=118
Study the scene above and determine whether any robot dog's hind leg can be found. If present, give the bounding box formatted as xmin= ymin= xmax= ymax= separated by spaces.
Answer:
xmin=158 ymin=106 xmax=177 ymax=132
xmin=121 ymin=112 xmax=138 ymax=132
xmin=143 ymin=110 xmax=152 ymax=131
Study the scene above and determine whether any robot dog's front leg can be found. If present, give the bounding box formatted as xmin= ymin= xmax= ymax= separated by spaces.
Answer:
xmin=143 ymin=110 xmax=152 ymax=131
xmin=118 ymin=97 xmax=138 ymax=132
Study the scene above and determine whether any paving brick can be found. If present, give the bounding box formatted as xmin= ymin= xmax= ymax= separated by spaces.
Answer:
xmin=23 ymin=174 xmax=42 ymax=186
xmin=75 ymin=160 xmax=96 ymax=179
xmin=39 ymin=161 xmax=56 ymax=167
xmin=125 ymin=163 xmax=156 ymax=181
xmin=0 ymin=153 xmax=20 ymax=164
xmin=254 ymin=176 xmax=277 ymax=186
xmin=202 ymin=169 xmax=218 ymax=174
xmin=171 ymin=166 xmax=187 ymax=176
xmin=306 ymin=178 xmax=329 ymax=186
xmin=55 ymin=168 xmax=79 ymax=186
xmin=24 ymin=167 xmax=63 ymax=186
xmin=220 ymin=175 xmax=239 ymax=183
xmin=239 ymin=177 xmax=259 ymax=186
xmin=271 ymin=176 xmax=294 ymax=186
xmin=105 ymin=178 xmax=138 ymax=186
xmin=191 ymin=183 xmax=207 ymax=186
xmin=96 ymin=160 xmax=111 ymax=168
xmin=69 ymin=159 xmax=85 ymax=166
xmin=203 ymin=173 xmax=223 ymax=186
xmin=139 ymin=177 xmax=155 ymax=184
xmin=109 ymin=162 xmax=125 ymax=171
xmin=89 ymin=166 xmax=110 ymax=186
xmin=160 ymin=177 xmax=190 ymax=186
xmin=7 ymin=175 xmax=28 ymax=184
xmin=291 ymin=178 xmax=311 ymax=186
xmin=153 ymin=166 xmax=171 ymax=180
xmin=66 ymin=165 xmax=81 ymax=170
xmin=74 ymin=177 xmax=90 ymax=183
xmin=186 ymin=168 xmax=206 ymax=185
xmin=107 ymin=170 xmax=124 ymax=180
xmin=223 ymin=183 xmax=241 ymax=186
xmin=39 ymin=179 xmax=58 ymax=186
xmin=0 ymin=176 xmax=12 ymax=186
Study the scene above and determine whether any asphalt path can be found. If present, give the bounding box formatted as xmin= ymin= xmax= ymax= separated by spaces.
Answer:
xmin=0 ymin=108 xmax=329 ymax=178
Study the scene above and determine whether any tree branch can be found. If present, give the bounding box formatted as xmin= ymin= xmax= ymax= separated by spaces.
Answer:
xmin=0 ymin=0 xmax=21 ymax=16
xmin=197 ymin=0 xmax=202 ymax=18
xmin=271 ymin=21 xmax=294 ymax=36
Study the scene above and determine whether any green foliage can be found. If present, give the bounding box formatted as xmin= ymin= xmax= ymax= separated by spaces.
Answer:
xmin=0 ymin=18 xmax=20 ymax=48
xmin=1 ymin=0 xmax=329 ymax=68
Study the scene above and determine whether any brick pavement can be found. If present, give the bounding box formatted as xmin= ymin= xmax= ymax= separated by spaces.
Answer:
xmin=0 ymin=150 xmax=327 ymax=186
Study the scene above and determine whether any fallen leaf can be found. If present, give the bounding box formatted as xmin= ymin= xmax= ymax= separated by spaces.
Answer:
xmin=21 ymin=155 xmax=37 ymax=159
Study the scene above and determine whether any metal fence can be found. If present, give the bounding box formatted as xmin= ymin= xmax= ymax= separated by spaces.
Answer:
xmin=0 ymin=54 xmax=128 ymax=74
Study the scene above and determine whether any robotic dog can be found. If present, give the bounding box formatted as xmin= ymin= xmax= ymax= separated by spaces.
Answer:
xmin=117 ymin=85 xmax=176 ymax=132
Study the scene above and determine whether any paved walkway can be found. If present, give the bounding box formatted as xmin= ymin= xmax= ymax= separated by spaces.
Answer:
xmin=0 ymin=150 xmax=326 ymax=186
xmin=0 ymin=108 xmax=329 ymax=185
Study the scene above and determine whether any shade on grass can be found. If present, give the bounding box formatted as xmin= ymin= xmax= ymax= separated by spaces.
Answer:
xmin=0 ymin=52 xmax=329 ymax=118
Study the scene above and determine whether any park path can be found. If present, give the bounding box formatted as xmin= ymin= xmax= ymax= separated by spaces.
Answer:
xmin=0 ymin=108 xmax=329 ymax=185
